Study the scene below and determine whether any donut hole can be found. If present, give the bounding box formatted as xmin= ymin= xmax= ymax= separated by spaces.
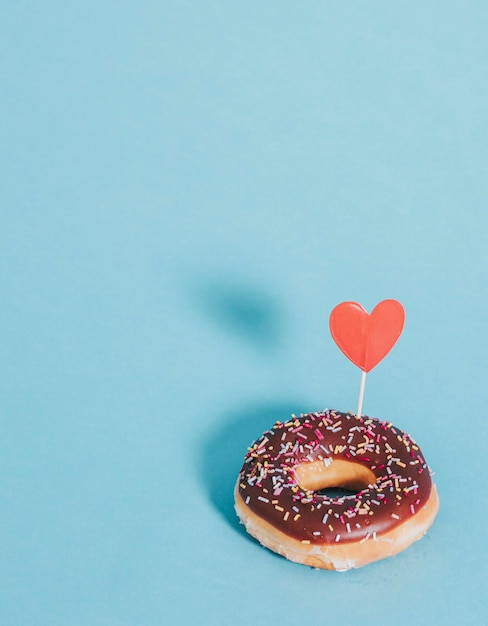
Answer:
xmin=294 ymin=459 xmax=376 ymax=496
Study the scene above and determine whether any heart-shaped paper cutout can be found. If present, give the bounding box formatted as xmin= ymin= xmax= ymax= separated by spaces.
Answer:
xmin=329 ymin=300 xmax=405 ymax=373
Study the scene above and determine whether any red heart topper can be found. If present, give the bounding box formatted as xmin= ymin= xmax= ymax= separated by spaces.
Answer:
xmin=329 ymin=300 xmax=405 ymax=373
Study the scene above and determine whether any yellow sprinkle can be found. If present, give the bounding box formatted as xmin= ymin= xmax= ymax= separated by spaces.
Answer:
xmin=293 ymin=514 xmax=301 ymax=521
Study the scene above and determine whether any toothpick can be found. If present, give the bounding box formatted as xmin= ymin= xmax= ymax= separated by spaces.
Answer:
xmin=356 ymin=370 xmax=366 ymax=418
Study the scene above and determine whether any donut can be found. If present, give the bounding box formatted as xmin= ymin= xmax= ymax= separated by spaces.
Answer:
xmin=234 ymin=409 xmax=439 ymax=571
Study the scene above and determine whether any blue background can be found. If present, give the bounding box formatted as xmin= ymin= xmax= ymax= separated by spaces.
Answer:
xmin=1 ymin=2 xmax=487 ymax=624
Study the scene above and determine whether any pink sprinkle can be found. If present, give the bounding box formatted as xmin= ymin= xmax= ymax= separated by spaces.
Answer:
xmin=314 ymin=428 xmax=324 ymax=440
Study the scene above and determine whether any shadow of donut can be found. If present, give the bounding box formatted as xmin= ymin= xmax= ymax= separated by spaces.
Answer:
xmin=199 ymin=401 xmax=312 ymax=540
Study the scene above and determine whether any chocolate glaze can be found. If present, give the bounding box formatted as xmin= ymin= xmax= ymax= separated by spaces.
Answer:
xmin=237 ymin=410 xmax=433 ymax=544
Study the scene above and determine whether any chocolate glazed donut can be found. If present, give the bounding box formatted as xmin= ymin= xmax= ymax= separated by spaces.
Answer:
xmin=234 ymin=409 xmax=439 ymax=571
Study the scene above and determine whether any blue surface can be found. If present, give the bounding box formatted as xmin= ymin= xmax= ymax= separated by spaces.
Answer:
xmin=1 ymin=2 xmax=487 ymax=624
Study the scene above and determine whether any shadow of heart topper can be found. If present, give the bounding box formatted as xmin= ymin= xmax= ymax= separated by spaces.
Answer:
xmin=328 ymin=299 xmax=405 ymax=418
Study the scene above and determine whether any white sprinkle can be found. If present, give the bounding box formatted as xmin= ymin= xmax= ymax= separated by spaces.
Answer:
xmin=258 ymin=496 xmax=269 ymax=503
xmin=322 ymin=513 xmax=329 ymax=524
xmin=335 ymin=534 xmax=341 ymax=542
xmin=404 ymin=484 xmax=418 ymax=493
xmin=245 ymin=496 xmax=250 ymax=504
